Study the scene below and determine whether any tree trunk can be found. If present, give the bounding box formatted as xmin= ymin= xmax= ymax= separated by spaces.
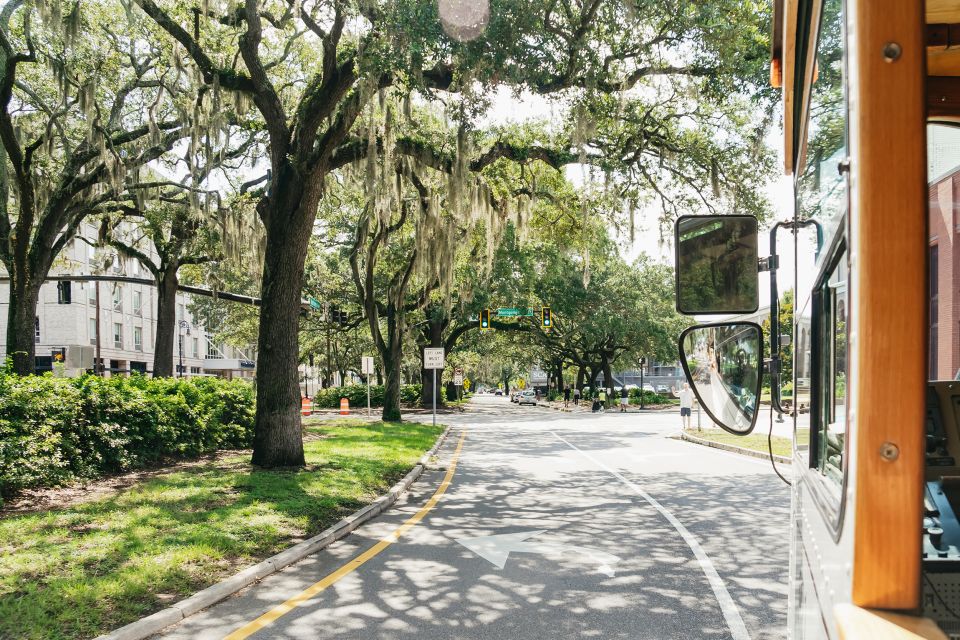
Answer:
xmin=152 ymin=265 xmax=179 ymax=377
xmin=576 ymin=366 xmax=586 ymax=393
xmin=602 ymin=355 xmax=614 ymax=392
xmin=251 ymin=172 xmax=317 ymax=468
xmin=420 ymin=315 xmax=445 ymax=407
xmin=381 ymin=305 xmax=403 ymax=421
xmin=6 ymin=276 xmax=41 ymax=375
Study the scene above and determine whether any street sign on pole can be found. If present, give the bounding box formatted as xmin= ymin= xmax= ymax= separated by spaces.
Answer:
xmin=424 ymin=348 xmax=445 ymax=427
xmin=496 ymin=307 xmax=534 ymax=317
xmin=424 ymin=348 xmax=445 ymax=369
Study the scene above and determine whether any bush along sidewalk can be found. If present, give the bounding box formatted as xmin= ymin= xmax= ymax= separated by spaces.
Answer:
xmin=0 ymin=373 xmax=254 ymax=503
xmin=309 ymin=383 xmax=444 ymax=409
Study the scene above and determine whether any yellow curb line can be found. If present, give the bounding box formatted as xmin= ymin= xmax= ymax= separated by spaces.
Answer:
xmin=223 ymin=430 xmax=467 ymax=640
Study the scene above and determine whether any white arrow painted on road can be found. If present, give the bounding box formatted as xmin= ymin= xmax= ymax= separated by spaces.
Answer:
xmin=456 ymin=530 xmax=621 ymax=577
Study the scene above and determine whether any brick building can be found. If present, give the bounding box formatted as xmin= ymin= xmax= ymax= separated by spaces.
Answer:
xmin=929 ymin=164 xmax=960 ymax=380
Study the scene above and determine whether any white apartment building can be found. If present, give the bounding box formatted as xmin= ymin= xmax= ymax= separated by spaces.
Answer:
xmin=0 ymin=222 xmax=256 ymax=378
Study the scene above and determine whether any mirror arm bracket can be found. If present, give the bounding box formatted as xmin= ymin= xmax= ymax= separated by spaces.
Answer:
xmin=758 ymin=255 xmax=779 ymax=272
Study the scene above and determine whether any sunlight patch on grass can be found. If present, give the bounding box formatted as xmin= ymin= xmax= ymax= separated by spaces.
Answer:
xmin=685 ymin=428 xmax=793 ymax=458
xmin=0 ymin=420 xmax=442 ymax=640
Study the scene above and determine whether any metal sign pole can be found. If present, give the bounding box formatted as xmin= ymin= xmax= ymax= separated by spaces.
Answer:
xmin=432 ymin=368 xmax=437 ymax=428
xmin=367 ymin=378 xmax=371 ymax=417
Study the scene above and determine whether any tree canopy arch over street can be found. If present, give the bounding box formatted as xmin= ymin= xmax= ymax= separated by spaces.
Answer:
xmin=1 ymin=0 xmax=776 ymax=467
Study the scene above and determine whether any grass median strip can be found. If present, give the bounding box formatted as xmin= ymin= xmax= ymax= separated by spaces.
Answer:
xmin=0 ymin=419 xmax=443 ymax=640
xmin=684 ymin=428 xmax=793 ymax=458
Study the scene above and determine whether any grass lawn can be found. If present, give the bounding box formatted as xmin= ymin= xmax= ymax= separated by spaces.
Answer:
xmin=0 ymin=419 xmax=443 ymax=640
xmin=684 ymin=428 xmax=793 ymax=458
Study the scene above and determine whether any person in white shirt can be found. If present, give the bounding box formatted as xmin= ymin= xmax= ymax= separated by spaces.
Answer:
xmin=679 ymin=382 xmax=694 ymax=429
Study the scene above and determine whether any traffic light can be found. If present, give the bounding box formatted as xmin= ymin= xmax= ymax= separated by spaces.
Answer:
xmin=541 ymin=307 xmax=552 ymax=328
xmin=480 ymin=309 xmax=491 ymax=330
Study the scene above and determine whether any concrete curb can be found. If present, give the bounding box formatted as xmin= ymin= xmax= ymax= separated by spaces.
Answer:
xmin=94 ymin=424 xmax=455 ymax=640
xmin=678 ymin=431 xmax=792 ymax=465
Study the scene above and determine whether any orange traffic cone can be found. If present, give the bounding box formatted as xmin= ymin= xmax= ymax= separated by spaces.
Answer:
xmin=340 ymin=397 xmax=350 ymax=415
xmin=301 ymin=396 xmax=313 ymax=416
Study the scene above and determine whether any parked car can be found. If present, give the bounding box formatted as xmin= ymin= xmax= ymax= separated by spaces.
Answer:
xmin=656 ymin=384 xmax=670 ymax=394
xmin=643 ymin=384 xmax=657 ymax=394
xmin=518 ymin=390 xmax=538 ymax=406
xmin=512 ymin=391 xmax=522 ymax=403
xmin=494 ymin=389 xmax=503 ymax=396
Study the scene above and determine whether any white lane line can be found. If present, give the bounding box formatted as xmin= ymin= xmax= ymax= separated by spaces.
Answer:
xmin=552 ymin=431 xmax=751 ymax=640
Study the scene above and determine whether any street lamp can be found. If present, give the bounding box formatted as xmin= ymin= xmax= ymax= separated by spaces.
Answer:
xmin=178 ymin=320 xmax=190 ymax=378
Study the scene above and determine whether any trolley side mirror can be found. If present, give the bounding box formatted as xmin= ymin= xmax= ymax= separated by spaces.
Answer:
xmin=675 ymin=215 xmax=760 ymax=315
xmin=678 ymin=322 xmax=764 ymax=435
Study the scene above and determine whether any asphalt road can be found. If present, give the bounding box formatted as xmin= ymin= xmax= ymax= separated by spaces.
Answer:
xmin=155 ymin=395 xmax=790 ymax=640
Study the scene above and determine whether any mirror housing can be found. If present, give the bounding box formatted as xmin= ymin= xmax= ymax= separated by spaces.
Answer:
xmin=675 ymin=215 xmax=760 ymax=315
xmin=678 ymin=322 xmax=764 ymax=435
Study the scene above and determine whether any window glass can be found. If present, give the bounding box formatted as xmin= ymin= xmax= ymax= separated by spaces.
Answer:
xmin=817 ymin=248 xmax=847 ymax=494
xmin=927 ymin=124 xmax=960 ymax=380
xmin=113 ymin=323 xmax=123 ymax=348
xmin=89 ymin=318 xmax=97 ymax=345
xmin=796 ymin=0 xmax=846 ymax=237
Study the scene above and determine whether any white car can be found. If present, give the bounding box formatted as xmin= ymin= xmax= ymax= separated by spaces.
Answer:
xmin=518 ymin=390 xmax=538 ymax=406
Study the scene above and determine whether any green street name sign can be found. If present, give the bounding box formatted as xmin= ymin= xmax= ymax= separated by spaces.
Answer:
xmin=497 ymin=307 xmax=534 ymax=317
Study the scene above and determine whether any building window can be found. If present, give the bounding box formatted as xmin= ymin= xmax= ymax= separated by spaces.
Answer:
xmin=113 ymin=323 xmax=123 ymax=349
xmin=177 ymin=303 xmax=185 ymax=324
xmin=113 ymin=286 xmax=123 ymax=312
xmin=111 ymin=254 xmax=122 ymax=274
xmin=35 ymin=316 xmax=40 ymax=344
xmin=930 ymin=244 xmax=939 ymax=380
xmin=133 ymin=290 xmax=142 ymax=316
xmin=89 ymin=318 xmax=97 ymax=345
xmin=134 ymin=326 xmax=143 ymax=351
xmin=192 ymin=337 xmax=199 ymax=358
xmin=57 ymin=281 xmax=72 ymax=304
xmin=190 ymin=366 xmax=201 ymax=374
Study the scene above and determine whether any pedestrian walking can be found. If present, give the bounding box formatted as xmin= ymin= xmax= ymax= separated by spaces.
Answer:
xmin=679 ymin=382 xmax=694 ymax=430
xmin=619 ymin=386 xmax=629 ymax=412
xmin=573 ymin=386 xmax=581 ymax=406
xmin=598 ymin=387 xmax=607 ymax=411
xmin=563 ymin=385 xmax=571 ymax=408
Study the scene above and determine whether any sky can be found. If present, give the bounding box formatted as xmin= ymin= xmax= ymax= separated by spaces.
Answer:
xmin=476 ymin=87 xmax=795 ymax=271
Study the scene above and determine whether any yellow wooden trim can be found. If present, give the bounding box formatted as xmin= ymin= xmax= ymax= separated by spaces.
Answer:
xmin=783 ymin=0 xmax=798 ymax=174
xmin=928 ymin=49 xmax=960 ymax=77
xmin=835 ymin=604 xmax=948 ymax=640
xmin=849 ymin=0 xmax=927 ymax=610
xmin=927 ymin=0 xmax=960 ymax=24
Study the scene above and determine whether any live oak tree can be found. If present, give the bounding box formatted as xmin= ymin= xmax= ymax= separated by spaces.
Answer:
xmin=132 ymin=0 xmax=774 ymax=466
xmin=0 ymin=0 xmax=197 ymax=373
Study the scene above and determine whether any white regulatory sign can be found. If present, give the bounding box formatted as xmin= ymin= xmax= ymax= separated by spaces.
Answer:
xmin=454 ymin=374 xmax=464 ymax=386
xmin=424 ymin=348 xmax=445 ymax=369
xmin=361 ymin=356 xmax=375 ymax=374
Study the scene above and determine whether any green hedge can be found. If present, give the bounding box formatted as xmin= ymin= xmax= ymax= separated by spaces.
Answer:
xmin=309 ymin=384 xmax=444 ymax=409
xmin=0 ymin=374 xmax=254 ymax=500
xmin=628 ymin=388 xmax=669 ymax=404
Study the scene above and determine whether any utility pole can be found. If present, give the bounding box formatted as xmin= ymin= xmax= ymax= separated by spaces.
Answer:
xmin=94 ymin=282 xmax=102 ymax=375
xmin=324 ymin=301 xmax=332 ymax=388
xmin=639 ymin=356 xmax=646 ymax=409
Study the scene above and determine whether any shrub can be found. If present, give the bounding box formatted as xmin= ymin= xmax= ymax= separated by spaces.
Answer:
xmin=0 ymin=373 xmax=254 ymax=501
xmin=628 ymin=388 xmax=668 ymax=404
xmin=311 ymin=384 xmax=442 ymax=409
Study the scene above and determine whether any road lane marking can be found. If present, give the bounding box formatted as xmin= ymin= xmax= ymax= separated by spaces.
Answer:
xmin=551 ymin=431 xmax=751 ymax=640
xmin=223 ymin=430 xmax=467 ymax=640
xmin=456 ymin=529 xmax=621 ymax=576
